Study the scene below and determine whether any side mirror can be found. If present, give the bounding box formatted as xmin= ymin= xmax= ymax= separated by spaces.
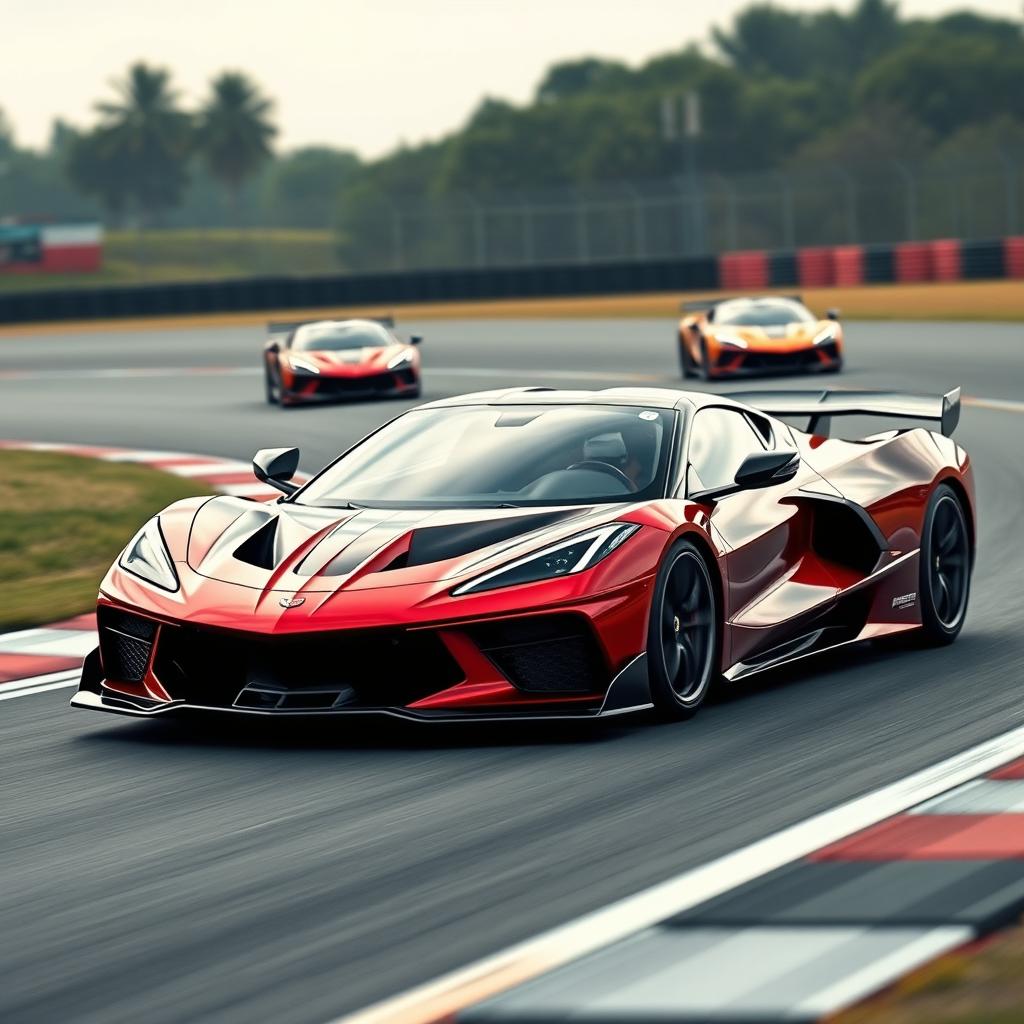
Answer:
xmin=826 ymin=308 xmax=840 ymax=321
xmin=410 ymin=335 xmax=423 ymax=345
xmin=690 ymin=449 xmax=800 ymax=503
xmin=734 ymin=449 xmax=800 ymax=489
xmin=253 ymin=447 xmax=300 ymax=495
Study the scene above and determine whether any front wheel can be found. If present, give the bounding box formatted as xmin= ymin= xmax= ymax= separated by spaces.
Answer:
xmin=679 ymin=335 xmax=697 ymax=379
xmin=264 ymin=366 xmax=279 ymax=405
xmin=699 ymin=339 xmax=717 ymax=382
xmin=918 ymin=484 xmax=971 ymax=645
xmin=646 ymin=539 xmax=720 ymax=719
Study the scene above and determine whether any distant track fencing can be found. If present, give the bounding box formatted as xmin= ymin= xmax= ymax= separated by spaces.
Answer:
xmin=0 ymin=236 xmax=1020 ymax=325
xmin=340 ymin=156 xmax=1024 ymax=273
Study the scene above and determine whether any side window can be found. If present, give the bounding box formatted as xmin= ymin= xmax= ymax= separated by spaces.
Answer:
xmin=687 ymin=408 xmax=769 ymax=493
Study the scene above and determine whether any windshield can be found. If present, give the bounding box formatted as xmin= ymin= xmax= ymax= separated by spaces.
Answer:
xmin=292 ymin=321 xmax=392 ymax=351
xmin=295 ymin=404 xmax=675 ymax=508
xmin=715 ymin=299 xmax=815 ymax=326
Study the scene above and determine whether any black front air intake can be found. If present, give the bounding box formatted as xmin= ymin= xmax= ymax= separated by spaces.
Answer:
xmin=467 ymin=614 xmax=607 ymax=694
xmin=152 ymin=624 xmax=465 ymax=709
xmin=97 ymin=607 xmax=158 ymax=683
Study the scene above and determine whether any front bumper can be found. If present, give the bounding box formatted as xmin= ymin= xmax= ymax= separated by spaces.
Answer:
xmin=285 ymin=368 xmax=419 ymax=403
xmin=72 ymin=601 xmax=654 ymax=723
xmin=713 ymin=342 xmax=842 ymax=377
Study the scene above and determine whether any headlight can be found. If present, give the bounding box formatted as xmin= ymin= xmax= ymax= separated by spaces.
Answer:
xmin=813 ymin=326 xmax=836 ymax=345
xmin=119 ymin=517 xmax=179 ymax=592
xmin=452 ymin=523 xmax=639 ymax=596
xmin=715 ymin=333 xmax=748 ymax=349
xmin=290 ymin=357 xmax=320 ymax=374
xmin=387 ymin=349 xmax=413 ymax=370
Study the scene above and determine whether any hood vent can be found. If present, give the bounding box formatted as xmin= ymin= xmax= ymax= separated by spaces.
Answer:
xmin=233 ymin=517 xmax=281 ymax=569
xmin=405 ymin=510 xmax=582 ymax=568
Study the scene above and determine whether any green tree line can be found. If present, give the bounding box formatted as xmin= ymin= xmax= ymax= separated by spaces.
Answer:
xmin=0 ymin=0 xmax=1021 ymax=257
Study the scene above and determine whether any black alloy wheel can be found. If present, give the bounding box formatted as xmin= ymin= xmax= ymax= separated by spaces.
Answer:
xmin=647 ymin=540 xmax=719 ymax=719
xmin=919 ymin=484 xmax=971 ymax=644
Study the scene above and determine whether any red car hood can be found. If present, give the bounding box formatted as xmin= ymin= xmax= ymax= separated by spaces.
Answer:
xmin=100 ymin=496 xmax=675 ymax=635
xmin=181 ymin=495 xmax=620 ymax=593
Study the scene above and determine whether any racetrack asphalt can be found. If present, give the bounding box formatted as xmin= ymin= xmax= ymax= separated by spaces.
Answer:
xmin=1 ymin=317 xmax=1023 ymax=1024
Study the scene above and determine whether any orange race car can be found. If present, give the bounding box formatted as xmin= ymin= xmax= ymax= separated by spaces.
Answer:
xmin=677 ymin=295 xmax=843 ymax=380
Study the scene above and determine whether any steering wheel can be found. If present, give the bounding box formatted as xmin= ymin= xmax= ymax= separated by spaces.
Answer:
xmin=566 ymin=461 xmax=635 ymax=491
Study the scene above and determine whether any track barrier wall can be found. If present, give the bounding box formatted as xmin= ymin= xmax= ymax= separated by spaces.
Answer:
xmin=0 ymin=236 xmax=1019 ymax=325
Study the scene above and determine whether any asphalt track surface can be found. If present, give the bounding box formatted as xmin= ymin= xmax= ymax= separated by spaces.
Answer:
xmin=1 ymin=318 xmax=1024 ymax=1024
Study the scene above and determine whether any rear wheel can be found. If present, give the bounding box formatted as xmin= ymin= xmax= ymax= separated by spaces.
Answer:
xmin=647 ymin=540 xmax=720 ymax=719
xmin=919 ymin=484 xmax=971 ymax=645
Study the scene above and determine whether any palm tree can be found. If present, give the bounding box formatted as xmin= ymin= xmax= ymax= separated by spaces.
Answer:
xmin=197 ymin=72 xmax=277 ymax=217
xmin=93 ymin=63 xmax=193 ymax=224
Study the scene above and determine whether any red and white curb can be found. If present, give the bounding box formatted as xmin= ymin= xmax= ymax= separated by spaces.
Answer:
xmin=338 ymin=722 xmax=1024 ymax=1024
xmin=0 ymin=439 xmax=309 ymax=696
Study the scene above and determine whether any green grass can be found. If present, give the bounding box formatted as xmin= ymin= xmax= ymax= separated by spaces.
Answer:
xmin=836 ymin=922 xmax=1024 ymax=1023
xmin=0 ymin=451 xmax=207 ymax=631
xmin=0 ymin=228 xmax=341 ymax=291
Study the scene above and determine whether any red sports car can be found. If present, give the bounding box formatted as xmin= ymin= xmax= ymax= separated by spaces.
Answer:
xmin=263 ymin=317 xmax=422 ymax=406
xmin=73 ymin=385 xmax=972 ymax=723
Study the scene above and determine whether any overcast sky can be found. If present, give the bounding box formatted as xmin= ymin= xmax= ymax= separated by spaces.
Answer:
xmin=3 ymin=0 xmax=1021 ymax=156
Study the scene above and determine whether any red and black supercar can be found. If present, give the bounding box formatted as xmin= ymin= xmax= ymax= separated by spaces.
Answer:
xmin=263 ymin=316 xmax=422 ymax=406
xmin=73 ymin=385 xmax=973 ymax=724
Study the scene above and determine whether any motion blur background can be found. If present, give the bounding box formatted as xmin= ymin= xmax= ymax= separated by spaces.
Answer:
xmin=1 ymin=0 xmax=1022 ymax=284
xmin=3 ymin=3 xmax=1024 ymax=1023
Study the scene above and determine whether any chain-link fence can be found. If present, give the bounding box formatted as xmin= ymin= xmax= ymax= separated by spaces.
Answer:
xmin=47 ymin=150 xmax=1022 ymax=286
xmin=338 ymin=152 xmax=1023 ymax=274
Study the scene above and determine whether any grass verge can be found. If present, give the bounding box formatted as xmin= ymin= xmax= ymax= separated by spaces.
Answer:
xmin=1 ymin=280 xmax=1022 ymax=337
xmin=0 ymin=451 xmax=206 ymax=631
xmin=836 ymin=924 xmax=1024 ymax=1024
xmin=0 ymin=228 xmax=341 ymax=292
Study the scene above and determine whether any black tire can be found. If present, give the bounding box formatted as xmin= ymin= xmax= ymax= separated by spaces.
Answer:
xmin=679 ymin=334 xmax=697 ymax=379
xmin=918 ymin=483 xmax=971 ymax=645
xmin=264 ymin=365 xmax=279 ymax=405
xmin=646 ymin=539 xmax=720 ymax=720
xmin=699 ymin=338 xmax=716 ymax=382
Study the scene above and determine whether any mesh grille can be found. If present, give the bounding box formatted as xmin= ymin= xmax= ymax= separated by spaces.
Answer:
xmin=469 ymin=615 xmax=607 ymax=694
xmin=99 ymin=607 xmax=157 ymax=642
xmin=99 ymin=630 xmax=153 ymax=682
xmin=97 ymin=608 xmax=157 ymax=682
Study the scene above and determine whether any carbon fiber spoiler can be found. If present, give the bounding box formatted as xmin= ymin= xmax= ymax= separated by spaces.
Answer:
xmin=267 ymin=315 xmax=395 ymax=340
xmin=728 ymin=387 xmax=961 ymax=438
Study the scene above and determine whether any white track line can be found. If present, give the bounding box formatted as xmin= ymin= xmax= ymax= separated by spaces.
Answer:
xmin=337 ymin=717 xmax=1024 ymax=1024
xmin=0 ymin=669 xmax=81 ymax=701
xmin=963 ymin=396 xmax=1024 ymax=415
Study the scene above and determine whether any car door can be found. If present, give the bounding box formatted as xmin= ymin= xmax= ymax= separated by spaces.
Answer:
xmin=685 ymin=406 xmax=839 ymax=667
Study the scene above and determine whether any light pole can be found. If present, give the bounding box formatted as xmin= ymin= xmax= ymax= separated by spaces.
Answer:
xmin=661 ymin=91 xmax=704 ymax=256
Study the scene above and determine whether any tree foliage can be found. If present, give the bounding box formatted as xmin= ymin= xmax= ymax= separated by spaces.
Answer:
xmin=196 ymin=72 xmax=276 ymax=209
xmin=0 ymin=0 xmax=1020 ymax=240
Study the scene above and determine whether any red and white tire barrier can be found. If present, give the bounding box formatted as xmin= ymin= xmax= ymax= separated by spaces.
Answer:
xmin=0 ymin=440 xmax=309 ymax=691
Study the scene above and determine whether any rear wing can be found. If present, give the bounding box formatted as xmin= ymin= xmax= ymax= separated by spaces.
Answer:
xmin=728 ymin=387 xmax=961 ymax=438
xmin=266 ymin=315 xmax=395 ymax=342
